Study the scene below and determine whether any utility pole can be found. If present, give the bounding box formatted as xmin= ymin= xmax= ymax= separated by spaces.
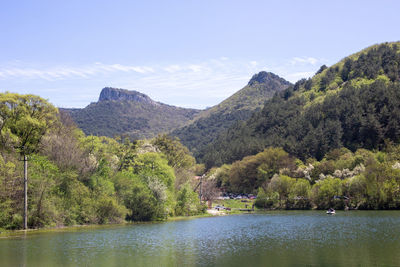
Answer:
xmin=23 ymin=154 xmax=28 ymax=230
xmin=199 ymin=174 xmax=204 ymax=204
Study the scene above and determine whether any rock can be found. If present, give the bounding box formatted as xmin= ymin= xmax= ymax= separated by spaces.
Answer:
xmin=98 ymin=87 xmax=159 ymax=106
xmin=248 ymin=71 xmax=289 ymax=87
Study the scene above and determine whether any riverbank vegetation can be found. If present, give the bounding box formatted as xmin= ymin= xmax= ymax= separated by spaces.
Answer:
xmin=209 ymin=146 xmax=400 ymax=210
xmin=0 ymin=93 xmax=206 ymax=230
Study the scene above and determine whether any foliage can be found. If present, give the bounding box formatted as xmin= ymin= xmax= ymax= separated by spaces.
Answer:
xmin=217 ymin=144 xmax=400 ymax=210
xmin=0 ymin=95 xmax=207 ymax=229
xmin=312 ymin=177 xmax=344 ymax=209
xmin=0 ymin=93 xmax=57 ymax=155
xmin=152 ymin=134 xmax=199 ymax=190
xmin=124 ymin=173 xmax=165 ymax=221
xmin=175 ymin=183 xmax=205 ymax=216
xmin=152 ymin=134 xmax=195 ymax=169
xmin=225 ymin=147 xmax=296 ymax=193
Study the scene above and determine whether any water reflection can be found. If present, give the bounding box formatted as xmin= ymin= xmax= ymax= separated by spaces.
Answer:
xmin=1 ymin=211 xmax=400 ymax=266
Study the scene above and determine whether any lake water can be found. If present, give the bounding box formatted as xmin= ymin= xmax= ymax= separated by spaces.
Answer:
xmin=1 ymin=211 xmax=400 ymax=267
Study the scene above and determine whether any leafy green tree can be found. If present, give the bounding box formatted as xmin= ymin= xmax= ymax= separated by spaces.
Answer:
xmin=125 ymin=176 xmax=164 ymax=221
xmin=255 ymin=187 xmax=279 ymax=209
xmin=28 ymin=155 xmax=59 ymax=228
xmin=152 ymin=134 xmax=198 ymax=189
xmin=268 ymin=175 xmax=295 ymax=208
xmin=311 ymin=177 xmax=343 ymax=209
xmin=175 ymin=183 xmax=205 ymax=216
xmin=226 ymin=147 xmax=295 ymax=193
xmin=0 ymin=93 xmax=57 ymax=154
xmin=133 ymin=152 xmax=175 ymax=189
xmin=288 ymin=178 xmax=312 ymax=209
xmin=152 ymin=134 xmax=195 ymax=169
xmin=0 ymin=154 xmax=20 ymax=229
xmin=0 ymin=93 xmax=57 ymax=229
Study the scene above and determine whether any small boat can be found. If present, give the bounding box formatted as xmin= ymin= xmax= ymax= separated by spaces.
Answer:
xmin=326 ymin=208 xmax=335 ymax=215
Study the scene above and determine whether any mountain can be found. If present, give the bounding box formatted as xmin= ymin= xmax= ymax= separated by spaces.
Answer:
xmin=63 ymin=87 xmax=200 ymax=139
xmin=201 ymin=42 xmax=400 ymax=168
xmin=171 ymin=71 xmax=291 ymax=158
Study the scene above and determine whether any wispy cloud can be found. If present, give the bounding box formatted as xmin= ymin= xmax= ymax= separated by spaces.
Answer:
xmin=164 ymin=64 xmax=182 ymax=73
xmin=0 ymin=56 xmax=325 ymax=108
xmin=0 ymin=63 xmax=155 ymax=81
xmin=290 ymin=57 xmax=319 ymax=65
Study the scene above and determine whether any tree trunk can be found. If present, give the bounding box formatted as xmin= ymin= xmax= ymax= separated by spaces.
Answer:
xmin=207 ymin=200 xmax=212 ymax=209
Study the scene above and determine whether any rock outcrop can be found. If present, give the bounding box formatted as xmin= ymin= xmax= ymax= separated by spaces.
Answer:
xmin=247 ymin=71 xmax=290 ymax=87
xmin=98 ymin=87 xmax=158 ymax=105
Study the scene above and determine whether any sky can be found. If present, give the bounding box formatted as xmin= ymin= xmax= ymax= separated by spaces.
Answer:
xmin=0 ymin=0 xmax=399 ymax=109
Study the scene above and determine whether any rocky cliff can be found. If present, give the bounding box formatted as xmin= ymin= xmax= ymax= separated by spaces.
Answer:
xmin=98 ymin=87 xmax=159 ymax=106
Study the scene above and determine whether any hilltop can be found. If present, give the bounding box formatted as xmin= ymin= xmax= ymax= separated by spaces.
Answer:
xmin=63 ymin=87 xmax=200 ymax=139
xmin=172 ymin=71 xmax=291 ymax=158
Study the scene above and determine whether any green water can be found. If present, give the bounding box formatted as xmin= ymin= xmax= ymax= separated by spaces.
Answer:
xmin=1 ymin=211 xmax=400 ymax=267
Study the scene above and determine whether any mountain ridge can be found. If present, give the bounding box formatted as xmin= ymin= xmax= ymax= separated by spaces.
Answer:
xmin=200 ymin=41 xmax=400 ymax=168
xmin=62 ymin=87 xmax=201 ymax=139
xmin=171 ymin=71 xmax=292 ymax=158
xmin=64 ymin=72 xmax=291 ymax=144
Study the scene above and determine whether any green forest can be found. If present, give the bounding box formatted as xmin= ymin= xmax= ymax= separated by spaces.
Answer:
xmin=201 ymin=42 xmax=400 ymax=167
xmin=0 ymin=93 xmax=206 ymax=230
xmin=210 ymin=146 xmax=400 ymax=210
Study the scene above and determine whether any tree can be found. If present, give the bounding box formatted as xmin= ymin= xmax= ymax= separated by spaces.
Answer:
xmin=316 ymin=65 xmax=328 ymax=75
xmin=175 ymin=183 xmax=204 ymax=216
xmin=311 ymin=177 xmax=343 ymax=209
xmin=201 ymin=178 xmax=220 ymax=208
xmin=269 ymin=174 xmax=295 ymax=207
xmin=0 ymin=93 xmax=57 ymax=229
xmin=152 ymin=134 xmax=195 ymax=169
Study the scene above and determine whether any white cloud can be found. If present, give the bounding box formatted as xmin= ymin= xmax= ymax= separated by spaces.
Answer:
xmin=0 ymin=56 xmax=326 ymax=108
xmin=164 ymin=65 xmax=182 ymax=73
xmin=188 ymin=64 xmax=208 ymax=73
xmin=0 ymin=63 xmax=155 ymax=81
xmin=290 ymin=57 xmax=319 ymax=65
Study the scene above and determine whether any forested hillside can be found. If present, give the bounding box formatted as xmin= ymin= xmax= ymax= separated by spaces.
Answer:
xmin=0 ymin=93 xmax=207 ymax=229
xmin=172 ymin=71 xmax=291 ymax=158
xmin=64 ymin=87 xmax=200 ymax=139
xmin=202 ymin=42 xmax=400 ymax=168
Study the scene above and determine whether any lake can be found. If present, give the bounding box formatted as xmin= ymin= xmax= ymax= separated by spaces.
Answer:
xmin=1 ymin=211 xmax=400 ymax=267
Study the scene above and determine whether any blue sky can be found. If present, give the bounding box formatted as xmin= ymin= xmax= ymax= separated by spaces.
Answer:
xmin=1 ymin=0 xmax=399 ymax=109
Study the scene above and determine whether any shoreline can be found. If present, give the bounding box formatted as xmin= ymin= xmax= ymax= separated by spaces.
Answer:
xmin=1 ymin=209 xmax=398 ymax=239
xmin=0 ymin=210 xmax=225 ymax=239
